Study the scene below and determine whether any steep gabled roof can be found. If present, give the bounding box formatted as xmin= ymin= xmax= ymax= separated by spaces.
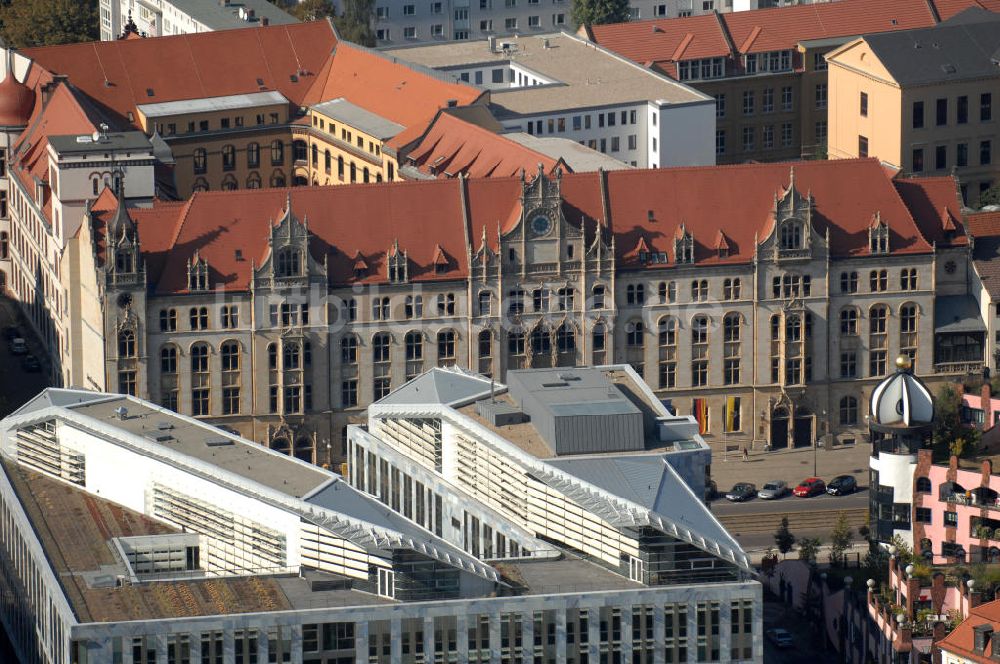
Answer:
xmin=587 ymin=0 xmax=991 ymax=72
xmin=303 ymin=42 xmax=483 ymax=148
xmin=123 ymin=159 xmax=952 ymax=294
xmin=968 ymin=211 xmax=1000 ymax=299
xmin=23 ymin=20 xmax=338 ymax=125
xmin=405 ymin=110 xmax=561 ymax=179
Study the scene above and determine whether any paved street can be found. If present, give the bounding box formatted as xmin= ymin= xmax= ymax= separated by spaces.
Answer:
xmin=0 ymin=297 xmax=52 ymax=418
xmin=709 ymin=441 xmax=871 ymax=493
xmin=763 ymin=595 xmax=837 ymax=664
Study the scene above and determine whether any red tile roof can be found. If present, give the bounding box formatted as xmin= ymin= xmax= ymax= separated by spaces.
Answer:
xmin=893 ymin=176 xmax=968 ymax=247
xmin=303 ymin=42 xmax=484 ymax=148
xmin=588 ymin=0 xmax=989 ymax=70
xmin=22 ymin=20 xmax=338 ymax=125
xmin=123 ymin=159 xmax=957 ymax=293
xmin=937 ymin=599 xmax=1000 ymax=661
xmin=404 ymin=111 xmax=562 ymax=179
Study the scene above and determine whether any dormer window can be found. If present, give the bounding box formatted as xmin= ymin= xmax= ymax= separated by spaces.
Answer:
xmin=869 ymin=213 xmax=890 ymax=255
xmin=387 ymin=243 xmax=408 ymax=283
xmin=276 ymin=248 xmax=301 ymax=278
xmin=675 ymin=230 xmax=694 ymax=264
xmin=188 ymin=255 xmax=209 ymax=291
xmin=780 ymin=221 xmax=802 ymax=250
xmin=115 ymin=249 xmax=134 ymax=274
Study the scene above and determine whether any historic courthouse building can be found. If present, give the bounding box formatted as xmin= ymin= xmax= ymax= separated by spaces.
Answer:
xmin=68 ymin=157 xmax=977 ymax=466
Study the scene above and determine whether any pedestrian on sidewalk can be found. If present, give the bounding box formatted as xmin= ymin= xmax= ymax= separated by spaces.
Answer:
xmin=742 ymin=446 xmax=749 ymax=462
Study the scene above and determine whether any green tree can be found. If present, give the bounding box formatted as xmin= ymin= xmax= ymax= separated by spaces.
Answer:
xmin=334 ymin=0 xmax=375 ymax=47
xmin=571 ymin=0 xmax=630 ymax=28
xmin=829 ymin=512 xmax=854 ymax=567
xmin=774 ymin=516 xmax=795 ymax=558
xmin=980 ymin=185 xmax=1000 ymax=208
xmin=934 ymin=384 xmax=979 ymax=460
xmin=0 ymin=0 xmax=98 ymax=48
xmin=797 ymin=537 xmax=821 ymax=566
xmin=288 ymin=0 xmax=336 ymax=20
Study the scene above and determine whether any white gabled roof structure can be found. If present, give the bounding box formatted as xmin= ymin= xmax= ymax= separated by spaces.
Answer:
xmin=0 ymin=389 xmax=501 ymax=584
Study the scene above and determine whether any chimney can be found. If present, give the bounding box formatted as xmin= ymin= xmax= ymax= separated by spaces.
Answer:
xmin=262 ymin=17 xmax=270 ymax=26
xmin=983 ymin=382 xmax=993 ymax=430
xmin=488 ymin=35 xmax=497 ymax=52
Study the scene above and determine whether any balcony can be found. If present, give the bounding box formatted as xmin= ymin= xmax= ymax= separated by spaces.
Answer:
xmin=934 ymin=361 xmax=984 ymax=375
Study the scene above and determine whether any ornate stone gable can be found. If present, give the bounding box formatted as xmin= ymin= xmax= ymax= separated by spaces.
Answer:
xmin=253 ymin=194 xmax=328 ymax=291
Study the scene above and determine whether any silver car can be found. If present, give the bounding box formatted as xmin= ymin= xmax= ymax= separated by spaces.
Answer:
xmin=758 ymin=480 xmax=789 ymax=500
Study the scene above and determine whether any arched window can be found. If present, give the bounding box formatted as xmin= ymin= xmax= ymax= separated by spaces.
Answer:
xmin=221 ymin=341 xmax=241 ymax=415
xmin=193 ymin=148 xmax=207 ymax=174
xmin=221 ymin=174 xmax=237 ymax=191
xmin=189 ymin=307 xmax=208 ymax=330
xmin=324 ymin=149 xmax=332 ymax=174
xmin=267 ymin=342 xmax=278 ymax=370
xmin=840 ymin=271 xmax=858 ymax=293
xmin=276 ymin=249 xmax=301 ymax=277
xmin=350 ymin=162 xmax=357 ymax=182
xmin=270 ymin=170 xmax=286 ymax=188
xmin=438 ymin=330 xmax=456 ymax=360
xmin=479 ymin=329 xmax=493 ymax=358
xmin=372 ymin=333 xmax=390 ymax=363
xmin=901 ymin=303 xmax=918 ymax=365
xmin=692 ymin=315 xmax=708 ymax=344
xmin=626 ymin=284 xmax=645 ymax=305
xmin=406 ymin=295 xmax=424 ymax=319
xmin=870 ymin=269 xmax=888 ymax=292
xmin=691 ymin=279 xmax=708 ymax=301
xmin=770 ymin=314 xmax=780 ymax=341
xmin=221 ymin=341 xmax=240 ymax=372
xmin=271 ymin=140 xmax=284 ymax=166
xmin=723 ymin=278 xmax=741 ymax=300
xmin=869 ymin=305 xmax=888 ymax=376
xmin=293 ymin=140 xmax=307 ymax=162
xmin=294 ymin=437 xmax=313 ymax=463
xmin=363 ymin=167 xmax=370 ymax=183
xmin=658 ymin=317 xmax=677 ymax=347
xmin=283 ymin=342 xmax=301 ymax=370
xmin=592 ymin=284 xmax=606 ymax=309
xmin=118 ymin=329 xmax=136 ymax=358
xmin=247 ymin=142 xmax=260 ymax=169
xmin=785 ymin=314 xmax=801 ymax=341
xmin=916 ymin=477 xmax=932 ymax=493
xmin=190 ymin=342 xmax=210 ymax=416
xmin=0 ymin=231 xmax=7 ymax=260
xmin=508 ymin=330 xmax=525 ymax=356
xmin=592 ymin=323 xmax=606 ymax=351
xmin=723 ymin=313 xmax=741 ymax=342
xmin=626 ymin=320 xmax=644 ymax=347
xmin=222 ymin=144 xmax=236 ymax=171
xmin=780 ymin=221 xmax=802 ymax=250
xmin=839 ymin=396 xmax=858 ymax=425
xmin=337 ymin=155 xmax=344 ymax=180
xmin=658 ymin=281 xmax=668 ymax=303
xmin=160 ymin=309 xmax=177 ymax=332
xmin=311 ymin=143 xmax=318 ymax=167
xmin=556 ymin=324 xmax=576 ymax=353
xmin=530 ymin=327 xmax=551 ymax=355
xmin=405 ymin=331 xmax=423 ymax=360
xmin=190 ymin=343 xmax=209 ymax=373
xmin=246 ymin=172 xmax=261 ymax=189
xmin=192 ymin=178 xmax=209 ymax=192
xmin=341 ymin=335 xmax=358 ymax=364
xmin=272 ymin=437 xmax=290 ymax=455
xmin=840 ymin=308 xmax=858 ymax=335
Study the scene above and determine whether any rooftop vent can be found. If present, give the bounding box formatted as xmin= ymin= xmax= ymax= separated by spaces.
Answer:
xmin=205 ymin=437 xmax=234 ymax=447
xmin=234 ymin=249 xmax=244 ymax=261
xmin=114 ymin=406 xmax=129 ymax=420
xmin=289 ymin=74 xmax=298 ymax=83
xmin=941 ymin=64 xmax=956 ymax=74
xmin=890 ymin=18 xmax=897 ymax=25
xmin=145 ymin=88 xmax=154 ymax=97
xmin=974 ymin=624 xmax=994 ymax=654
xmin=557 ymin=373 xmax=581 ymax=381
xmin=653 ymin=25 xmax=664 ymax=33
xmin=541 ymin=382 xmax=569 ymax=388
xmin=156 ymin=421 xmax=174 ymax=431
xmin=145 ymin=433 xmax=174 ymax=443
xmin=257 ymin=78 xmax=265 ymax=86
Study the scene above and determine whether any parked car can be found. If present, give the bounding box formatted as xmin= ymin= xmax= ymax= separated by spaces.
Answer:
xmin=827 ymin=475 xmax=858 ymax=496
xmin=3 ymin=326 xmax=20 ymax=341
xmin=9 ymin=338 xmax=27 ymax=355
xmin=21 ymin=355 xmax=40 ymax=372
xmin=766 ymin=627 xmax=794 ymax=649
xmin=758 ymin=480 xmax=789 ymax=500
xmin=793 ymin=477 xmax=826 ymax=497
xmin=725 ymin=482 xmax=756 ymax=502
xmin=704 ymin=479 xmax=718 ymax=502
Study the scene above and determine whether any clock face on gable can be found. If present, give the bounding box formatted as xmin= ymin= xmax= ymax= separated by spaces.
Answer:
xmin=529 ymin=213 xmax=553 ymax=237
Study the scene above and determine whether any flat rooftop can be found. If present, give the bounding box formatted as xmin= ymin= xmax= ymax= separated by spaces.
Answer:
xmin=384 ymin=32 xmax=709 ymax=117
xmin=498 ymin=553 xmax=643 ymax=595
xmin=68 ymin=397 xmax=330 ymax=499
xmin=457 ymin=367 xmax=689 ymax=459
xmin=166 ymin=0 xmax=297 ymax=30
xmin=311 ymin=98 xmax=404 ymax=139
xmin=48 ymin=132 xmax=152 ymax=155
xmin=138 ymin=91 xmax=289 ymax=119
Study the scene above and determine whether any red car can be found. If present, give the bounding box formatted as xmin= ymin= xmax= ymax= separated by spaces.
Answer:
xmin=793 ymin=477 xmax=826 ymax=497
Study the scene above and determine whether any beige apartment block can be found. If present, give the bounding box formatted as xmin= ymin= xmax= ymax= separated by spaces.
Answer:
xmin=827 ymin=9 xmax=1000 ymax=206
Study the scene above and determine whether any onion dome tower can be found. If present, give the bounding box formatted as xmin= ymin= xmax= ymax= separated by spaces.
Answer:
xmin=0 ymin=52 xmax=34 ymax=128
xmin=868 ymin=355 xmax=935 ymax=546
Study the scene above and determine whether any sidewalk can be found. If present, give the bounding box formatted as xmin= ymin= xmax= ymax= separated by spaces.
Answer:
xmin=709 ymin=443 xmax=871 ymax=491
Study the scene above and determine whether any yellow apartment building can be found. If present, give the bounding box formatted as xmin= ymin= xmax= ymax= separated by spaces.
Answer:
xmin=827 ymin=10 xmax=1000 ymax=206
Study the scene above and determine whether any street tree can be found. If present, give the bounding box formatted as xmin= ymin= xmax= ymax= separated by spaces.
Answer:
xmin=797 ymin=537 xmax=821 ymax=566
xmin=0 ymin=0 xmax=98 ymax=48
xmin=829 ymin=512 xmax=853 ymax=566
xmin=774 ymin=516 xmax=795 ymax=558
xmin=933 ymin=384 xmax=979 ymax=460
xmin=571 ymin=0 xmax=630 ymax=28
xmin=335 ymin=0 xmax=376 ymax=47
